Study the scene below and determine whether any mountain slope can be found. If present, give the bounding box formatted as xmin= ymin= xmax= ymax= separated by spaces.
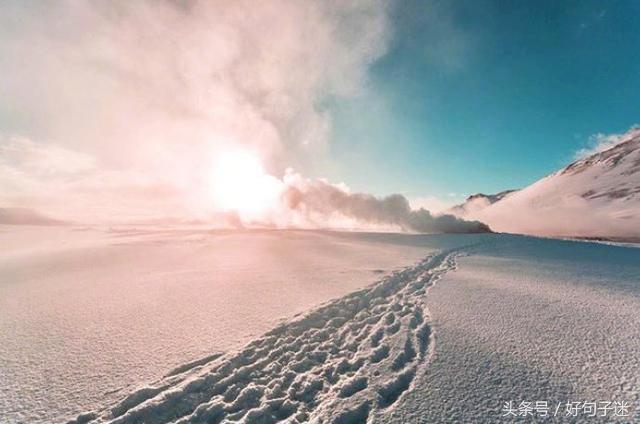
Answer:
xmin=448 ymin=189 xmax=518 ymax=217
xmin=457 ymin=127 xmax=640 ymax=238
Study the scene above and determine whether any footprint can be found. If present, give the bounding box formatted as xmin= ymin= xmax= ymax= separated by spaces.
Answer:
xmin=332 ymin=400 xmax=371 ymax=424
xmin=391 ymin=337 xmax=416 ymax=371
xmin=370 ymin=344 xmax=390 ymax=363
xmin=377 ymin=367 xmax=416 ymax=408
xmin=338 ymin=376 xmax=368 ymax=398
xmin=416 ymin=323 xmax=431 ymax=357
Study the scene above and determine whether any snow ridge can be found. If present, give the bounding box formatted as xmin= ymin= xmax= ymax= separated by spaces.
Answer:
xmin=448 ymin=190 xmax=518 ymax=217
xmin=70 ymin=250 xmax=462 ymax=424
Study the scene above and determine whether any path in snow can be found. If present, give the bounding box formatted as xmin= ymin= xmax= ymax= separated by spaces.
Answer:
xmin=71 ymin=250 xmax=463 ymax=423
xmin=67 ymin=235 xmax=640 ymax=423
xmin=1 ymin=227 xmax=434 ymax=423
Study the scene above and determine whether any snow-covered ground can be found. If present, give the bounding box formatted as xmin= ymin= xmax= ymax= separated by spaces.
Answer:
xmin=388 ymin=235 xmax=640 ymax=423
xmin=1 ymin=228 xmax=639 ymax=423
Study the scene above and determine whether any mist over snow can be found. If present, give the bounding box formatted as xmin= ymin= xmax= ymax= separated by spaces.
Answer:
xmin=281 ymin=171 xmax=490 ymax=233
xmin=0 ymin=0 xmax=491 ymax=234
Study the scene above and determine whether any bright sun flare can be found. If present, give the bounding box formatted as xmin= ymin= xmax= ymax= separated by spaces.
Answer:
xmin=209 ymin=150 xmax=280 ymax=217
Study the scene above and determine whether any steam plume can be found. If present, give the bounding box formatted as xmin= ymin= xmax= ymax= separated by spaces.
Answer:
xmin=281 ymin=172 xmax=491 ymax=233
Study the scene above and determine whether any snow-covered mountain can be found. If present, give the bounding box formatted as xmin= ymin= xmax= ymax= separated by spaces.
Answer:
xmin=448 ymin=189 xmax=518 ymax=217
xmin=452 ymin=127 xmax=640 ymax=238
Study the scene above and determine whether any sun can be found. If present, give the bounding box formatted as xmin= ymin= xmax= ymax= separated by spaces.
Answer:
xmin=209 ymin=150 xmax=280 ymax=218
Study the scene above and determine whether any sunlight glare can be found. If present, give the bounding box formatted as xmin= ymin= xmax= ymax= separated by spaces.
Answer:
xmin=209 ymin=150 xmax=280 ymax=218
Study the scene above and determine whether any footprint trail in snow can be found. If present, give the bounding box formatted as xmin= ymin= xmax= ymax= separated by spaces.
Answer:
xmin=72 ymin=250 xmax=461 ymax=424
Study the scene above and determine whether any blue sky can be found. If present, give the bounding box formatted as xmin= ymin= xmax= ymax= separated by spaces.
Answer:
xmin=327 ymin=0 xmax=640 ymax=202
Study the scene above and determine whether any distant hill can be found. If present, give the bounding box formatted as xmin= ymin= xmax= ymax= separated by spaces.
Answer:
xmin=448 ymin=189 xmax=518 ymax=217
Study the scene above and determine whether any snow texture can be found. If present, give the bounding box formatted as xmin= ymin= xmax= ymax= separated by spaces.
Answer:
xmin=3 ymin=229 xmax=639 ymax=423
xmin=387 ymin=236 xmax=640 ymax=423
xmin=0 ymin=227 xmax=433 ymax=424
xmin=69 ymin=250 xmax=463 ymax=423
